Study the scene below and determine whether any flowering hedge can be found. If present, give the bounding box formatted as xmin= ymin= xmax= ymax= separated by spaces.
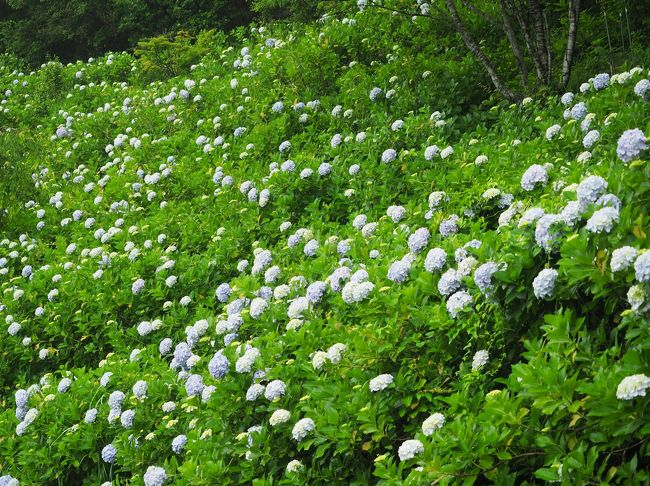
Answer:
xmin=0 ymin=9 xmax=649 ymax=486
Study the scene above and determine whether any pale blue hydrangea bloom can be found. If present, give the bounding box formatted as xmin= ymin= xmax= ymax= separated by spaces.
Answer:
xmin=120 ymin=409 xmax=135 ymax=428
xmin=131 ymin=278 xmax=145 ymax=294
xmin=57 ymin=378 xmax=72 ymax=393
xmin=592 ymin=73 xmax=609 ymax=90
xmin=577 ymin=175 xmax=607 ymax=203
xmin=143 ymin=466 xmax=167 ymax=486
xmin=132 ymin=380 xmax=147 ymax=399
xmin=408 ymin=228 xmax=430 ymax=254
xmin=439 ymin=215 xmax=459 ymax=237
xmin=446 ymin=290 xmax=473 ymax=317
xmin=208 ymin=351 xmax=229 ymax=379
xmin=216 ymin=283 xmax=231 ymax=302
xmin=292 ymin=418 xmax=315 ymax=441
xmin=381 ymin=148 xmax=397 ymax=163
xmin=471 ymin=349 xmax=489 ymax=370
xmin=583 ymin=129 xmax=600 ymax=149
xmin=84 ymin=408 xmax=98 ymax=424
xmin=560 ymin=92 xmax=574 ymax=105
xmin=585 ymin=206 xmax=619 ymax=233
xmin=185 ymin=374 xmax=204 ymax=397
xmin=616 ymin=128 xmax=647 ymax=163
xmin=424 ymin=248 xmax=446 ymax=272
xmin=634 ymin=79 xmax=650 ymax=100
xmin=424 ymin=145 xmax=439 ymax=160
xmin=520 ymin=164 xmax=548 ymax=191
xmin=438 ymin=269 xmax=460 ymax=296
xmin=596 ymin=193 xmax=621 ymax=211
xmin=533 ymin=268 xmax=558 ymax=299
xmin=306 ymin=281 xmax=327 ymax=302
xmin=171 ymin=434 xmax=187 ymax=454
xmin=387 ymin=257 xmax=412 ymax=284
xmin=634 ymin=252 xmax=650 ymax=282
xmin=474 ymin=262 xmax=499 ymax=295
xmin=159 ymin=338 xmax=173 ymax=355
xmin=369 ymin=373 xmax=393 ymax=392
xmin=304 ymin=239 xmax=319 ymax=257
xmin=571 ymin=102 xmax=587 ymax=120
xmin=535 ymin=214 xmax=563 ymax=251
xmin=369 ymin=87 xmax=383 ymax=101
xmin=264 ymin=380 xmax=286 ymax=401
xmin=611 ymin=247 xmax=637 ymax=272
xmin=101 ymin=444 xmax=117 ymax=463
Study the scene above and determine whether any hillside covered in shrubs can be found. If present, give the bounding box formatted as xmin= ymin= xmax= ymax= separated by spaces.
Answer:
xmin=0 ymin=3 xmax=650 ymax=485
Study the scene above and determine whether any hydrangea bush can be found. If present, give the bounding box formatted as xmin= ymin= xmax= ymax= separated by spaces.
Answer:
xmin=0 ymin=9 xmax=649 ymax=486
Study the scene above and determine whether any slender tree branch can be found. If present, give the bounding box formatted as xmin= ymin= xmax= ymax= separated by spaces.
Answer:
xmin=443 ymin=0 xmax=520 ymax=102
xmin=528 ymin=0 xmax=550 ymax=80
xmin=512 ymin=0 xmax=545 ymax=83
xmin=561 ymin=0 xmax=580 ymax=88
xmin=543 ymin=9 xmax=552 ymax=84
xmin=499 ymin=0 xmax=528 ymax=88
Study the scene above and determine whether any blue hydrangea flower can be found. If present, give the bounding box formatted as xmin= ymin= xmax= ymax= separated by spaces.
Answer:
xmin=583 ymin=130 xmax=600 ymax=149
xmin=216 ymin=283 xmax=231 ymax=302
xmin=577 ymin=175 xmax=607 ymax=204
xmin=57 ymin=378 xmax=72 ymax=393
xmin=424 ymin=248 xmax=446 ymax=272
xmin=120 ymin=409 xmax=135 ymax=428
xmin=634 ymin=252 xmax=650 ymax=282
xmin=171 ymin=434 xmax=187 ymax=454
xmin=571 ymin=102 xmax=587 ymax=120
xmin=185 ymin=374 xmax=204 ymax=397
xmin=264 ymin=380 xmax=286 ymax=401
xmin=634 ymin=79 xmax=650 ymax=100
xmin=408 ymin=228 xmax=430 ymax=254
xmin=521 ymin=164 xmax=548 ymax=191
xmin=84 ymin=408 xmax=98 ymax=424
xmin=617 ymin=129 xmax=647 ymax=163
xmin=438 ymin=269 xmax=460 ymax=296
xmin=143 ymin=466 xmax=167 ymax=486
xmin=446 ymin=290 xmax=473 ymax=318
xmin=381 ymin=149 xmax=396 ymax=163
xmin=101 ymin=444 xmax=117 ymax=463
xmin=208 ymin=351 xmax=229 ymax=379
xmin=474 ymin=262 xmax=499 ymax=295
xmin=592 ymin=73 xmax=609 ymax=90
xmin=387 ymin=257 xmax=412 ymax=284
xmin=533 ymin=268 xmax=558 ymax=299
xmin=131 ymin=278 xmax=145 ymax=294
xmin=246 ymin=383 xmax=265 ymax=401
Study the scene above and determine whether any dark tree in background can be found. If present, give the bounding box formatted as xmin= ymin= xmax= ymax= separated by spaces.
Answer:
xmin=0 ymin=0 xmax=648 ymax=102
xmin=0 ymin=0 xmax=252 ymax=66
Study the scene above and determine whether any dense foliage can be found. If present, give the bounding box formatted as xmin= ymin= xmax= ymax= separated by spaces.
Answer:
xmin=0 ymin=4 xmax=650 ymax=486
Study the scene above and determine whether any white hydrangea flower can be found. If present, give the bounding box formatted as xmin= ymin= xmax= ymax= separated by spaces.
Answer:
xmin=369 ymin=373 xmax=393 ymax=392
xmin=398 ymin=439 xmax=424 ymax=461
xmin=471 ymin=350 xmax=489 ymax=370
xmin=616 ymin=374 xmax=650 ymax=400
xmin=422 ymin=413 xmax=445 ymax=436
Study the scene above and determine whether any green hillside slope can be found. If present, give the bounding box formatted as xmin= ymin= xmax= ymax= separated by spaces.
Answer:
xmin=0 ymin=14 xmax=649 ymax=486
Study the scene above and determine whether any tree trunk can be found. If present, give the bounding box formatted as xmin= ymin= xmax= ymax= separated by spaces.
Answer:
xmin=543 ymin=10 xmax=552 ymax=84
xmin=528 ymin=0 xmax=550 ymax=81
xmin=499 ymin=0 xmax=528 ymax=88
xmin=444 ymin=0 xmax=519 ymax=102
xmin=562 ymin=0 xmax=580 ymax=89
xmin=512 ymin=1 xmax=545 ymax=83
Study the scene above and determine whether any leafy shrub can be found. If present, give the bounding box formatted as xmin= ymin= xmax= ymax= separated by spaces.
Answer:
xmin=134 ymin=30 xmax=222 ymax=81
